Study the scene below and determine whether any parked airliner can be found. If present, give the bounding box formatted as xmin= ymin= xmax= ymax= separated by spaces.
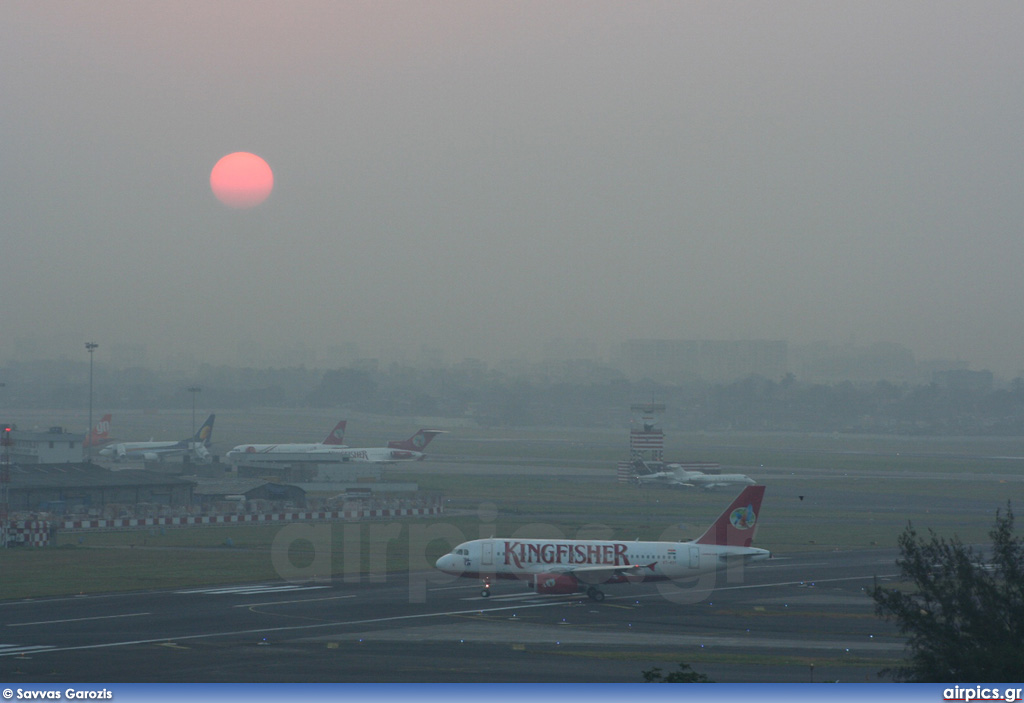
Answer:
xmin=224 ymin=420 xmax=347 ymax=463
xmin=633 ymin=460 xmax=756 ymax=490
xmin=436 ymin=485 xmax=768 ymax=601
xmin=99 ymin=414 xmax=215 ymax=463
xmin=226 ymin=427 xmax=444 ymax=464
xmin=312 ymin=428 xmax=445 ymax=463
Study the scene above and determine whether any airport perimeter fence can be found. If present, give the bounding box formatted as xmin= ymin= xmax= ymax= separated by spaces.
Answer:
xmin=2 ymin=499 xmax=445 ymax=547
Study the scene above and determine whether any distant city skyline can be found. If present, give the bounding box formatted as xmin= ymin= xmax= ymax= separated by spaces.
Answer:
xmin=4 ymin=4 xmax=1023 ymax=386
xmin=2 ymin=332 xmax=1002 ymax=385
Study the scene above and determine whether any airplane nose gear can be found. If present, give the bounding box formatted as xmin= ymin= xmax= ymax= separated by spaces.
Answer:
xmin=481 ymin=578 xmax=491 ymax=597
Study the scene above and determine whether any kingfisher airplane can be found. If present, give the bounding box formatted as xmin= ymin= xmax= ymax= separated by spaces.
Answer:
xmin=387 ymin=429 xmax=445 ymax=455
xmin=226 ymin=426 xmax=444 ymax=464
xmin=310 ymin=428 xmax=445 ymax=463
xmin=83 ymin=413 xmax=114 ymax=449
xmin=99 ymin=414 xmax=215 ymax=463
xmin=633 ymin=460 xmax=756 ymax=490
xmin=436 ymin=485 xmax=768 ymax=601
xmin=224 ymin=420 xmax=348 ymax=463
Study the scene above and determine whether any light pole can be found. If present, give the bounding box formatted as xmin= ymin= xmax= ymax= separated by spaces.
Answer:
xmin=187 ymin=386 xmax=201 ymax=440
xmin=85 ymin=342 xmax=98 ymax=463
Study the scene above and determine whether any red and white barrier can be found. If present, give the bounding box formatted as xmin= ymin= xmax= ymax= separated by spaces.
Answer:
xmin=4 ymin=520 xmax=51 ymax=547
xmin=58 ymin=505 xmax=443 ymax=532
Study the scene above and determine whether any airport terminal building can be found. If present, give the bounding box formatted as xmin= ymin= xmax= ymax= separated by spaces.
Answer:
xmin=6 ymin=426 xmax=83 ymax=464
xmin=5 ymin=462 xmax=195 ymax=514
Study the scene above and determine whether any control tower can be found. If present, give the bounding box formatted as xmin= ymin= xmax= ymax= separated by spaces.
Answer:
xmin=617 ymin=403 xmax=665 ymax=482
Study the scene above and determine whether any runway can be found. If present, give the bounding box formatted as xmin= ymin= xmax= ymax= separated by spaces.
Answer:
xmin=1 ymin=548 xmax=903 ymax=682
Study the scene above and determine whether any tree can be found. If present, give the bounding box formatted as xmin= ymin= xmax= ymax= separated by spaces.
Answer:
xmin=871 ymin=503 xmax=1024 ymax=681
xmin=641 ymin=662 xmax=712 ymax=682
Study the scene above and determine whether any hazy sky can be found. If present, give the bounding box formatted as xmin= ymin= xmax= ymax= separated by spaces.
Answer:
xmin=3 ymin=2 xmax=1023 ymax=374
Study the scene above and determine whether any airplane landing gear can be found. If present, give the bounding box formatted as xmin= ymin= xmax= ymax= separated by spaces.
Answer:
xmin=586 ymin=587 xmax=605 ymax=602
xmin=480 ymin=578 xmax=491 ymax=598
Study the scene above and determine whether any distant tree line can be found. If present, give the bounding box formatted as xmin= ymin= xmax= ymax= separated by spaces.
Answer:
xmin=3 ymin=359 xmax=1024 ymax=435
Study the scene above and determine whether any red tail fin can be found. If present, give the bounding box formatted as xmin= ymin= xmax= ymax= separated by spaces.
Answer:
xmin=322 ymin=420 xmax=347 ymax=445
xmin=694 ymin=485 xmax=765 ymax=548
xmin=84 ymin=413 xmax=112 ymax=448
xmin=386 ymin=429 xmax=444 ymax=451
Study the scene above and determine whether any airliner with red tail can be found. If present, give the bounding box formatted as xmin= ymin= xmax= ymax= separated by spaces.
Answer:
xmin=83 ymin=413 xmax=114 ymax=449
xmin=318 ymin=428 xmax=446 ymax=463
xmin=435 ymin=485 xmax=768 ymax=601
xmin=224 ymin=420 xmax=348 ymax=463
xmin=226 ymin=425 xmax=444 ymax=464
xmin=382 ymin=429 xmax=446 ymax=460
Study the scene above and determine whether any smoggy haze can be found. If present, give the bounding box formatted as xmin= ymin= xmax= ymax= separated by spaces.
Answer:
xmin=3 ymin=2 xmax=1023 ymax=375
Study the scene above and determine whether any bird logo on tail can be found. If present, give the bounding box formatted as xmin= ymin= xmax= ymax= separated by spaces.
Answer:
xmin=729 ymin=504 xmax=757 ymax=530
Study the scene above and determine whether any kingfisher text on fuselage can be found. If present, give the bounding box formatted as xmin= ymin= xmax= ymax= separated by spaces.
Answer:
xmin=503 ymin=541 xmax=629 ymax=569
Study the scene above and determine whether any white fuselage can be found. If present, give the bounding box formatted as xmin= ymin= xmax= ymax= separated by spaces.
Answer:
xmin=683 ymin=472 xmax=757 ymax=489
xmin=99 ymin=440 xmax=198 ymax=462
xmin=225 ymin=442 xmax=343 ymax=463
xmin=436 ymin=537 xmax=769 ymax=583
xmin=636 ymin=468 xmax=756 ymax=489
xmin=225 ymin=444 xmax=423 ymax=464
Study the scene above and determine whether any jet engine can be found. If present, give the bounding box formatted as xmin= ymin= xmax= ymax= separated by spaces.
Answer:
xmin=530 ymin=573 xmax=579 ymax=595
xmin=143 ymin=452 xmax=160 ymax=462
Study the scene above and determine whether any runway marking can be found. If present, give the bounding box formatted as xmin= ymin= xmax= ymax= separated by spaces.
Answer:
xmin=175 ymin=584 xmax=331 ymax=596
xmin=7 ymin=612 xmax=151 ymax=627
xmin=0 ymin=643 xmax=57 ymax=657
xmin=462 ymin=592 xmax=556 ymax=603
xmin=0 ymin=599 xmax=576 ymax=657
xmin=453 ymin=573 xmax=895 ymax=602
xmin=2 ymin=572 xmax=899 ymax=658
xmin=233 ymin=594 xmax=356 ymax=608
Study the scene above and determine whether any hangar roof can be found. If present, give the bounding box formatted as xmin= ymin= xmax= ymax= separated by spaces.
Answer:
xmin=5 ymin=463 xmax=196 ymax=490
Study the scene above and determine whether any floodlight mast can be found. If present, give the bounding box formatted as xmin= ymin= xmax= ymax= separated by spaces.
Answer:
xmin=85 ymin=342 xmax=98 ymax=462
xmin=187 ymin=386 xmax=202 ymax=443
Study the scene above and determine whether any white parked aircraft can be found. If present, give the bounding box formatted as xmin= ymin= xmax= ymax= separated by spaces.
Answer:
xmin=633 ymin=460 xmax=756 ymax=490
xmin=226 ymin=427 xmax=444 ymax=464
xmin=99 ymin=414 xmax=215 ymax=463
xmin=436 ymin=485 xmax=768 ymax=601
xmin=224 ymin=420 xmax=348 ymax=463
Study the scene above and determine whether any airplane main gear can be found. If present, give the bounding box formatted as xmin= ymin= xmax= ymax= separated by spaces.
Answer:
xmin=586 ymin=587 xmax=605 ymax=602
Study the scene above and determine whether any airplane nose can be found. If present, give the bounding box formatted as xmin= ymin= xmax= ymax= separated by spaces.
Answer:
xmin=435 ymin=554 xmax=462 ymax=574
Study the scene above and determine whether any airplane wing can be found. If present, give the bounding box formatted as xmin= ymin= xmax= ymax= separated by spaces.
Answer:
xmin=138 ymin=446 xmax=188 ymax=461
xmin=571 ymin=563 xmax=656 ymax=584
xmin=637 ymin=473 xmax=694 ymax=487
